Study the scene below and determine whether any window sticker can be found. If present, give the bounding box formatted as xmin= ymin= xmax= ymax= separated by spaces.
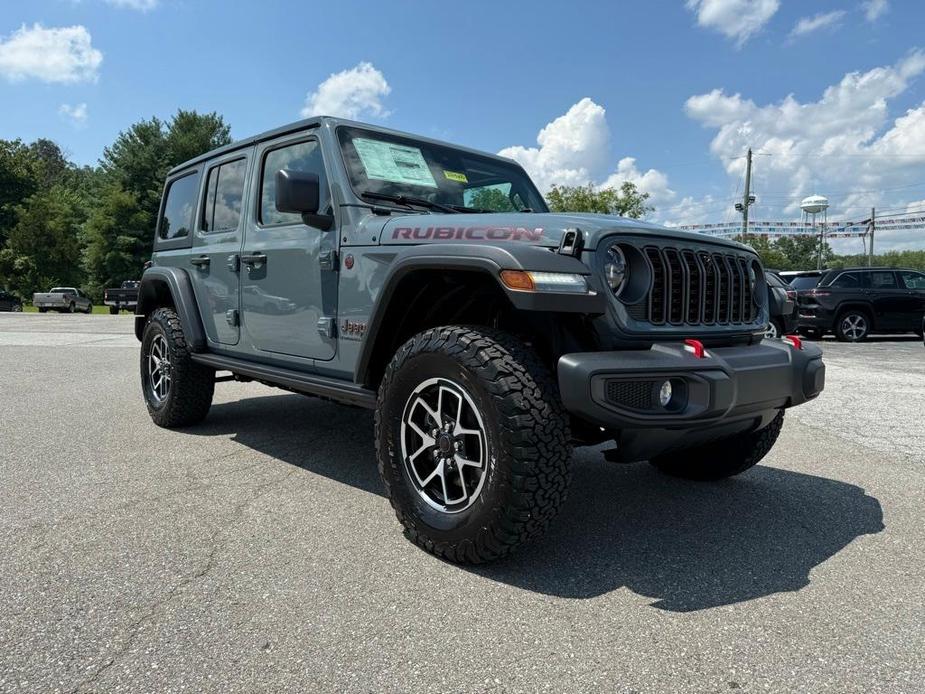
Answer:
xmin=443 ymin=170 xmax=468 ymax=183
xmin=353 ymin=138 xmax=437 ymax=188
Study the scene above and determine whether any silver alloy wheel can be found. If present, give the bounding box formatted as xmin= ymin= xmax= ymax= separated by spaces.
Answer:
xmin=764 ymin=321 xmax=779 ymax=339
xmin=147 ymin=334 xmax=172 ymax=403
xmin=400 ymin=377 xmax=488 ymax=513
xmin=841 ymin=313 xmax=867 ymax=341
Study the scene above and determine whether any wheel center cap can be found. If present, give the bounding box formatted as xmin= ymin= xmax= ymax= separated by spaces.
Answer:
xmin=437 ymin=433 xmax=453 ymax=454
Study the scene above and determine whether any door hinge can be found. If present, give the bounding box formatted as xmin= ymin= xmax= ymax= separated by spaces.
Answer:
xmin=317 ymin=316 xmax=335 ymax=339
xmin=227 ymin=254 xmax=240 ymax=272
xmin=319 ymin=249 xmax=338 ymax=271
xmin=225 ymin=309 xmax=239 ymax=327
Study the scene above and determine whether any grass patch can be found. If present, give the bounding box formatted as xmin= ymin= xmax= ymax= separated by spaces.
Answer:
xmin=23 ymin=305 xmax=126 ymax=315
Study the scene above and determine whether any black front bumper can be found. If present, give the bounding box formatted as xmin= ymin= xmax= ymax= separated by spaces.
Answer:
xmin=558 ymin=339 xmax=825 ymax=461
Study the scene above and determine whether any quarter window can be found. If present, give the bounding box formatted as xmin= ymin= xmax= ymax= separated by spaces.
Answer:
xmin=159 ymin=173 xmax=199 ymax=240
xmin=829 ymin=272 xmax=861 ymax=288
xmin=260 ymin=139 xmax=329 ymax=226
xmin=202 ymin=158 xmax=246 ymax=232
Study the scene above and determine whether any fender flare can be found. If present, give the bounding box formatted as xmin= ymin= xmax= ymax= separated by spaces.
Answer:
xmin=354 ymin=243 xmax=604 ymax=385
xmin=134 ymin=266 xmax=207 ymax=351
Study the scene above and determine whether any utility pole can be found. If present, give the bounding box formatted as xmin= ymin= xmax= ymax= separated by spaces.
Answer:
xmin=735 ymin=148 xmax=755 ymax=235
xmin=868 ymin=207 xmax=875 ymax=266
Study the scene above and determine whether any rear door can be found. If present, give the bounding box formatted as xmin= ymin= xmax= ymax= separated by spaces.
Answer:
xmin=240 ymin=132 xmax=337 ymax=360
xmin=188 ymin=151 xmax=251 ymax=345
xmin=864 ymin=270 xmax=905 ymax=329
xmin=897 ymin=270 xmax=925 ymax=329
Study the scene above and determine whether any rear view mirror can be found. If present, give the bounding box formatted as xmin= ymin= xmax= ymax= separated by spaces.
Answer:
xmin=275 ymin=170 xmax=333 ymax=230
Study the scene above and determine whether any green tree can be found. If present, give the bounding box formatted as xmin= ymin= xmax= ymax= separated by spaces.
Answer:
xmin=82 ymin=184 xmax=150 ymax=297
xmin=0 ymin=184 xmax=86 ymax=298
xmin=546 ymin=181 xmax=653 ymax=218
xmin=468 ymin=186 xmax=516 ymax=212
xmin=734 ymin=234 xmax=789 ymax=269
xmin=775 ymin=234 xmax=833 ymax=270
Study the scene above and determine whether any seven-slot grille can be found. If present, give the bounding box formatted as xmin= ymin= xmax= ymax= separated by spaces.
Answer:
xmin=641 ymin=246 xmax=758 ymax=326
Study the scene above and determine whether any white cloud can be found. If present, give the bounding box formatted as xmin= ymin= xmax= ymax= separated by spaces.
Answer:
xmin=790 ymin=10 xmax=846 ymax=39
xmin=685 ymin=0 xmax=780 ymax=47
xmin=0 ymin=24 xmax=102 ymax=83
xmin=58 ymin=102 xmax=88 ymax=126
xmin=862 ymin=0 xmax=889 ymax=22
xmin=104 ymin=0 xmax=159 ymax=10
xmin=300 ymin=61 xmax=391 ymax=120
xmin=679 ymin=51 xmax=925 ymax=250
xmin=499 ymin=98 xmax=674 ymax=210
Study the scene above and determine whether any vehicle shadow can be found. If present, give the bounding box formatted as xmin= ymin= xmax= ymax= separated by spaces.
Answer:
xmin=187 ymin=393 xmax=885 ymax=612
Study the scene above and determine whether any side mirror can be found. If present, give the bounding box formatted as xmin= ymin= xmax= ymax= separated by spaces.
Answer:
xmin=275 ymin=169 xmax=333 ymax=230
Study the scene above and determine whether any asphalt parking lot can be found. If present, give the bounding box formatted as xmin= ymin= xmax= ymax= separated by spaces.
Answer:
xmin=1 ymin=314 xmax=923 ymax=693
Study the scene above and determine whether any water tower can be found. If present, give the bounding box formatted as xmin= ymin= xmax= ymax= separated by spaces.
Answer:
xmin=800 ymin=195 xmax=829 ymax=270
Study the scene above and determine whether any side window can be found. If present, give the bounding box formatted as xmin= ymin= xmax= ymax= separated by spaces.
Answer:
xmin=868 ymin=271 xmax=898 ymax=289
xmin=260 ymin=139 xmax=329 ymax=226
xmin=829 ymin=272 xmax=861 ymax=288
xmin=158 ymin=173 xmax=199 ymax=240
xmin=899 ymin=271 xmax=925 ymax=290
xmin=202 ymin=158 xmax=247 ymax=232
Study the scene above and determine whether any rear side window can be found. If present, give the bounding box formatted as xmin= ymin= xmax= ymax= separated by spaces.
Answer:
xmin=868 ymin=271 xmax=898 ymax=289
xmin=899 ymin=271 xmax=925 ymax=289
xmin=159 ymin=173 xmax=198 ymax=240
xmin=789 ymin=275 xmax=820 ymax=290
xmin=202 ymin=158 xmax=247 ymax=232
xmin=829 ymin=272 xmax=862 ymax=288
xmin=260 ymin=139 xmax=329 ymax=226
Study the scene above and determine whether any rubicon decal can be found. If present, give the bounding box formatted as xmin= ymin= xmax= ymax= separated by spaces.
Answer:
xmin=391 ymin=226 xmax=545 ymax=242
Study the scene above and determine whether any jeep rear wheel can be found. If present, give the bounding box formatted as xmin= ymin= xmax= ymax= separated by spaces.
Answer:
xmin=140 ymin=307 xmax=214 ymax=427
xmin=649 ymin=410 xmax=785 ymax=481
xmin=835 ymin=310 xmax=870 ymax=342
xmin=376 ymin=326 xmax=572 ymax=564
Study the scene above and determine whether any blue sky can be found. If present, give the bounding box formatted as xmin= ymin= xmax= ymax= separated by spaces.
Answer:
xmin=1 ymin=0 xmax=924 ymax=249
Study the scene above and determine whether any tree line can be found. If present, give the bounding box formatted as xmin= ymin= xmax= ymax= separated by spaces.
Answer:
xmin=0 ymin=110 xmax=231 ymax=302
xmin=1 ymin=113 xmax=922 ymax=304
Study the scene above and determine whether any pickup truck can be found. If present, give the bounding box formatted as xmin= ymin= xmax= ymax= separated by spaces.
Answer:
xmin=135 ymin=116 xmax=826 ymax=563
xmin=32 ymin=287 xmax=93 ymax=313
xmin=104 ymin=280 xmax=140 ymax=314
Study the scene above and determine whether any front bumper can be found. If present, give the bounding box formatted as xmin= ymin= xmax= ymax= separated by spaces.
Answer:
xmin=558 ymin=339 xmax=825 ymax=460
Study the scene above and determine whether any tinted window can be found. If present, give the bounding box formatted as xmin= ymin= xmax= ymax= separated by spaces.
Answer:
xmin=260 ymin=140 xmax=329 ymax=226
xmin=202 ymin=159 xmax=246 ymax=232
xmin=159 ymin=173 xmax=198 ymax=240
xmin=829 ymin=272 xmax=862 ymax=288
xmin=868 ymin=271 xmax=898 ymax=289
xmin=789 ymin=276 xmax=821 ymax=290
xmin=899 ymin=271 xmax=925 ymax=289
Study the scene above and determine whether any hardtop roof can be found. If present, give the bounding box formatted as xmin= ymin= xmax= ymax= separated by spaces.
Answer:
xmin=167 ymin=116 xmax=522 ymax=177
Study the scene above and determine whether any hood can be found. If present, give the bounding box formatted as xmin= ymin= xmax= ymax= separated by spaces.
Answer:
xmin=375 ymin=212 xmax=751 ymax=252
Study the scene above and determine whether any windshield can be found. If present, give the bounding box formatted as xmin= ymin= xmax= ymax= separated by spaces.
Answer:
xmin=789 ymin=276 xmax=821 ymax=290
xmin=337 ymin=126 xmax=548 ymax=213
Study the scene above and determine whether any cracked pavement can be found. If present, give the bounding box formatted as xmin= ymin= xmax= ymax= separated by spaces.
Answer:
xmin=1 ymin=314 xmax=923 ymax=693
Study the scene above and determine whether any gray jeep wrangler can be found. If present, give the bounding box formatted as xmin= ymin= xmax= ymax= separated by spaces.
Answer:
xmin=136 ymin=117 xmax=825 ymax=563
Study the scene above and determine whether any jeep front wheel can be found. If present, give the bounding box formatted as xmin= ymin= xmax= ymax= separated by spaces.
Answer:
xmin=140 ymin=307 xmax=215 ymax=427
xmin=376 ymin=326 xmax=572 ymax=563
xmin=649 ymin=410 xmax=785 ymax=480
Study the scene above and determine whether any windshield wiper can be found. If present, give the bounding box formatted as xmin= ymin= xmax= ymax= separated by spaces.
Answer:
xmin=361 ymin=191 xmax=459 ymax=214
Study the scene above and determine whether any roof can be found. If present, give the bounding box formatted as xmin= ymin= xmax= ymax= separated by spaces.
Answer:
xmin=167 ymin=115 xmax=521 ymax=176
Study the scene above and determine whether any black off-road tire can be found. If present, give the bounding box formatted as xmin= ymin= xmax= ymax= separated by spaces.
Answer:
xmin=140 ymin=307 xmax=214 ymax=428
xmin=376 ymin=326 xmax=572 ymax=564
xmin=38 ymin=307 xmax=47 ymax=313
xmin=68 ymin=302 xmax=76 ymax=313
xmin=649 ymin=410 xmax=785 ymax=481
xmin=109 ymin=305 xmax=119 ymax=315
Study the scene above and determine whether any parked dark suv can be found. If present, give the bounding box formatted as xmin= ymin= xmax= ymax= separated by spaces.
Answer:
xmin=0 ymin=290 xmax=23 ymax=312
xmin=797 ymin=267 xmax=925 ymax=341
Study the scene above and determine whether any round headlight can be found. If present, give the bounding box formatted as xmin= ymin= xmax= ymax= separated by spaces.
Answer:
xmin=603 ymin=244 xmax=628 ymax=296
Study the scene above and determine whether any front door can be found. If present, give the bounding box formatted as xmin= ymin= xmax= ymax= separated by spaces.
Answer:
xmin=240 ymin=133 xmax=336 ymax=360
xmin=897 ymin=270 xmax=925 ymax=329
xmin=188 ymin=151 xmax=251 ymax=345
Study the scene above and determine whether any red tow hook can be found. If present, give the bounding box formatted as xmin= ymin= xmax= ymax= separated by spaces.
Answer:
xmin=782 ymin=334 xmax=803 ymax=350
xmin=683 ymin=338 xmax=705 ymax=359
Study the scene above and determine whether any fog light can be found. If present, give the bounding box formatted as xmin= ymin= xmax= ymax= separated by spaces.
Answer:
xmin=659 ymin=380 xmax=673 ymax=407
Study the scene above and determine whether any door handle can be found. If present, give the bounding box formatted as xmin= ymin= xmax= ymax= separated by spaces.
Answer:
xmin=190 ymin=256 xmax=210 ymax=268
xmin=241 ymin=253 xmax=267 ymax=267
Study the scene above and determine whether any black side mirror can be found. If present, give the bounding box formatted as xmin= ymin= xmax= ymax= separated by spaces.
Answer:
xmin=275 ymin=169 xmax=333 ymax=230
